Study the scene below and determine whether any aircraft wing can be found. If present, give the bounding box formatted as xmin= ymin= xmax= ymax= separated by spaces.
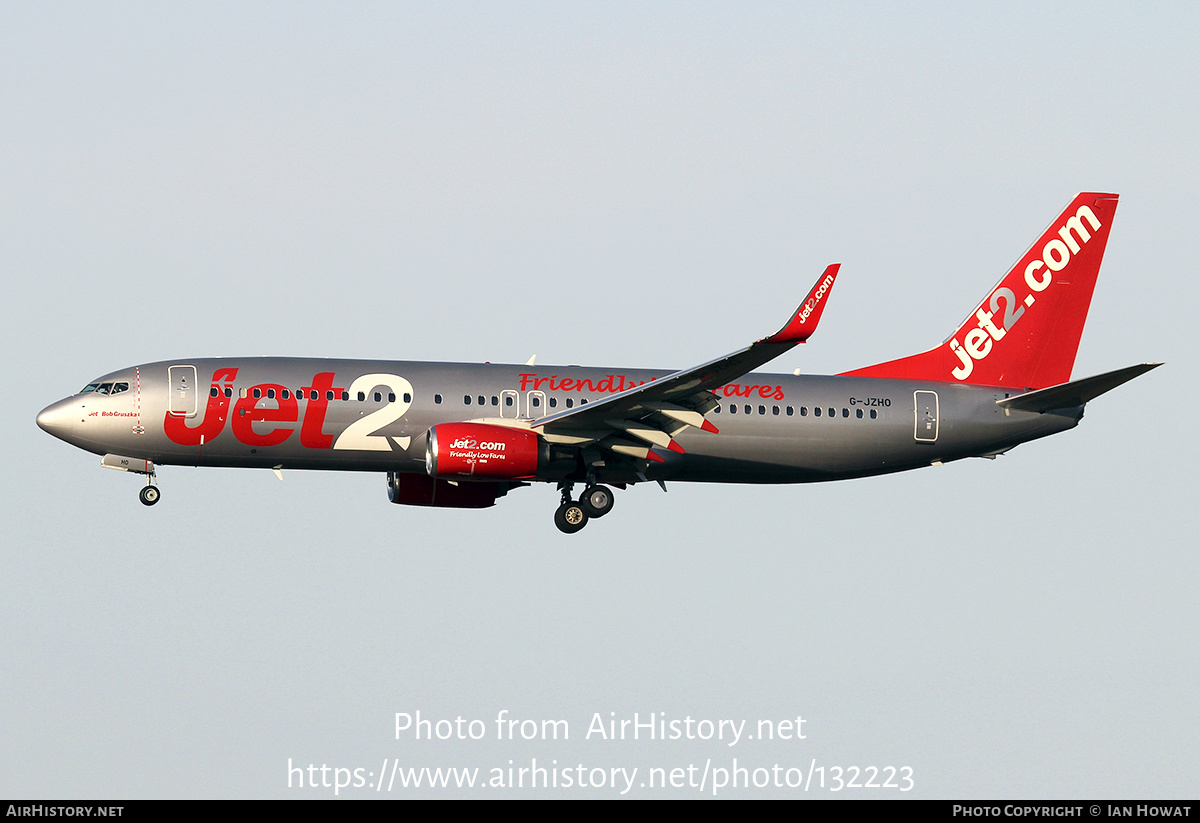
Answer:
xmin=531 ymin=264 xmax=840 ymax=460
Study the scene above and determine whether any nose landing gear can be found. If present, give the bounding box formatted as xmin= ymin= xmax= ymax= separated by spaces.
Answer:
xmin=139 ymin=477 xmax=161 ymax=506
xmin=100 ymin=454 xmax=160 ymax=506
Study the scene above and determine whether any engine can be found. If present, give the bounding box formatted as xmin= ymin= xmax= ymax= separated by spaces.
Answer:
xmin=425 ymin=422 xmax=546 ymax=480
xmin=386 ymin=472 xmax=507 ymax=508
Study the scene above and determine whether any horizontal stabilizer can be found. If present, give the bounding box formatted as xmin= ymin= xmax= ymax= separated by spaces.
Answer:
xmin=996 ymin=363 xmax=1162 ymax=413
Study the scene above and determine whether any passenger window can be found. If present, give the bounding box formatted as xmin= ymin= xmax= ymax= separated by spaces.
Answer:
xmin=326 ymin=390 xmax=334 ymax=401
xmin=267 ymin=388 xmax=276 ymax=399
xmin=828 ymin=407 xmax=835 ymax=417
xmin=581 ymin=399 xmax=588 ymax=405
xmin=758 ymin=405 xmax=766 ymax=415
xmin=464 ymin=395 xmax=472 ymax=405
xmin=549 ymin=397 xmax=558 ymax=408
xmin=814 ymin=407 xmax=821 ymax=417
xmin=714 ymin=404 xmax=721 ymax=413
xmin=566 ymin=398 xmax=574 ymax=408
xmin=311 ymin=390 xmax=318 ymax=401
xmin=856 ymin=409 xmax=863 ymax=419
xmin=404 ymin=393 xmax=412 ymax=403
xmin=505 ymin=396 xmax=513 ymax=407
xmin=478 ymin=395 xmax=485 ymax=405
xmin=224 ymin=387 xmax=232 ymax=398
xmin=340 ymin=391 xmax=348 ymax=401
xmin=772 ymin=406 xmax=779 ymax=415
xmin=531 ymin=396 xmax=540 ymax=408
xmin=434 ymin=394 xmax=443 ymax=404
xmin=210 ymin=387 xmax=219 ymax=398
xmin=373 ymin=392 xmax=382 ymax=402
xmin=729 ymin=405 xmax=737 ymax=414
xmin=357 ymin=392 xmax=365 ymax=402
xmin=744 ymin=405 xmax=751 ymax=415
xmin=786 ymin=406 xmax=793 ymax=416
xmin=800 ymin=406 xmax=807 ymax=416
xmin=842 ymin=408 xmax=849 ymax=418
xmin=870 ymin=409 xmax=877 ymax=419
xmin=254 ymin=388 xmax=262 ymax=399
xmin=388 ymin=393 xmax=396 ymax=402
xmin=281 ymin=389 xmax=289 ymax=400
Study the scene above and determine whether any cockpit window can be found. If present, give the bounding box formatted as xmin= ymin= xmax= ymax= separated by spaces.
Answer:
xmin=80 ymin=381 xmax=130 ymax=396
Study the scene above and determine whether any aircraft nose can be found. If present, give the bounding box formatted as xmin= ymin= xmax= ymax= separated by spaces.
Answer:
xmin=36 ymin=399 xmax=75 ymax=440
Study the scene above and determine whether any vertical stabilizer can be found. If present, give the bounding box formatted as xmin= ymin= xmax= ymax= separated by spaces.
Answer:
xmin=840 ymin=193 xmax=1119 ymax=389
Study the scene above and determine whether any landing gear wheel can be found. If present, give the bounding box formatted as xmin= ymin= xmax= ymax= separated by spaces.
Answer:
xmin=139 ymin=485 xmax=161 ymax=506
xmin=580 ymin=485 xmax=614 ymax=518
xmin=554 ymin=501 xmax=589 ymax=534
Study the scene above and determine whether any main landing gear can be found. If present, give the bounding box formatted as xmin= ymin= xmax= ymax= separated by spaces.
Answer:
xmin=553 ymin=482 xmax=615 ymax=534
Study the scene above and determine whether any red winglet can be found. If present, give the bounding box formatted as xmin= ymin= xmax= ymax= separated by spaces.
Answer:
xmin=761 ymin=263 xmax=840 ymax=344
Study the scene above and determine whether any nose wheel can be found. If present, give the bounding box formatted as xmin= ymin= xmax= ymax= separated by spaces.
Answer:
xmin=139 ymin=479 xmax=160 ymax=506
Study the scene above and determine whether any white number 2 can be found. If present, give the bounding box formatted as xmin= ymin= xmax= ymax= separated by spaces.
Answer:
xmin=333 ymin=373 xmax=414 ymax=452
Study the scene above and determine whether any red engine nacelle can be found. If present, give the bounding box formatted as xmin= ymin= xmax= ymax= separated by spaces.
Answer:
xmin=426 ymin=422 xmax=546 ymax=480
xmin=386 ymin=472 xmax=503 ymax=508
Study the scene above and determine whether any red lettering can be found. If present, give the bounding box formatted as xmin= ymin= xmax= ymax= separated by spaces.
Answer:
xmin=299 ymin=372 xmax=341 ymax=449
xmin=518 ymin=373 xmax=536 ymax=392
xmin=758 ymin=385 xmax=774 ymax=399
xmin=559 ymin=378 xmax=575 ymax=391
xmin=163 ymin=368 xmax=237 ymax=446
xmin=231 ymin=383 xmax=298 ymax=447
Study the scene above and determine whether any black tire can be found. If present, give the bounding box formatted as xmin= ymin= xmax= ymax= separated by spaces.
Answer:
xmin=580 ymin=485 xmax=614 ymax=518
xmin=139 ymin=486 xmax=160 ymax=506
xmin=554 ymin=501 xmax=588 ymax=534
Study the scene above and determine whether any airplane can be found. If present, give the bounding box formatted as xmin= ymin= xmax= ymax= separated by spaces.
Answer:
xmin=37 ymin=192 xmax=1159 ymax=533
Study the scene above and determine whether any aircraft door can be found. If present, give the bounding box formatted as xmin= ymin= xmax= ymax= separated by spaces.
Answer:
xmin=168 ymin=365 xmax=198 ymax=418
xmin=914 ymin=390 xmax=939 ymax=442
xmin=526 ymin=391 xmax=546 ymax=419
xmin=500 ymin=390 xmax=519 ymax=419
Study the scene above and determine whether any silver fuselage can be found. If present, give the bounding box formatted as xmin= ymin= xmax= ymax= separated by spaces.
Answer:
xmin=36 ymin=357 xmax=1079 ymax=487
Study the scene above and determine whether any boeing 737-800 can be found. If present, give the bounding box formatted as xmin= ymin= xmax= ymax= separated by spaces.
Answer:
xmin=37 ymin=193 xmax=1158 ymax=532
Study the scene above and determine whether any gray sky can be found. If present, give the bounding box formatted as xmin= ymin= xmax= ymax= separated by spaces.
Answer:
xmin=3 ymin=2 xmax=1196 ymax=798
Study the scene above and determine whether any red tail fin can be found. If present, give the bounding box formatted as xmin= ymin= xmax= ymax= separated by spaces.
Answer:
xmin=840 ymin=193 xmax=1119 ymax=389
